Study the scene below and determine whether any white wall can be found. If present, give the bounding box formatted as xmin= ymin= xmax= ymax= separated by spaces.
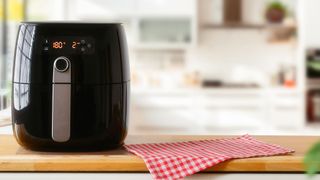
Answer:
xmin=303 ymin=0 xmax=320 ymax=47
xmin=186 ymin=29 xmax=296 ymax=86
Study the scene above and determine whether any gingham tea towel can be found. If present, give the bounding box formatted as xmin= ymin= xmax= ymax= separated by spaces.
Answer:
xmin=124 ymin=135 xmax=294 ymax=180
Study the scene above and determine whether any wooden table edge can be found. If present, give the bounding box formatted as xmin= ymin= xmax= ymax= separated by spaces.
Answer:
xmin=0 ymin=135 xmax=316 ymax=173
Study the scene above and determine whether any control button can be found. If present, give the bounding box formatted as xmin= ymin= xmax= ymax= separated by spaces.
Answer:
xmin=80 ymin=47 xmax=86 ymax=52
xmin=43 ymin=39 xmax=49 ymax=51
xmin=44 ymin=39 xmax=49 ymax=44
xmin=87 ymin=43 xmax=92 ymax=48
xmin=54 ymin=57 xmax=70 ymax=72
xmin=80 ymin=40 xmax=86 ymax=45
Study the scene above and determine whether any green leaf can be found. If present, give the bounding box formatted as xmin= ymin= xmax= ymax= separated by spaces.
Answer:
xmin=267 ymin=1 xmax=287 ymax=11
xmin=304 ymin=141 xmax=320 ymax=177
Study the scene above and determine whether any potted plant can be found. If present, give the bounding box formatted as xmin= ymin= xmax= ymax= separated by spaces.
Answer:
xmin=265 ymin=1 xmax=287 ymax=23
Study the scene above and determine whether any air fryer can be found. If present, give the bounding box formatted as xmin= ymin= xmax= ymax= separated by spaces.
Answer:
xmin=12 ymin=22 xmax=130 ymax=151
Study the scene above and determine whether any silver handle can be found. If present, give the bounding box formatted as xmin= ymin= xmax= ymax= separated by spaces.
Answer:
xmin=52 ymin=56 xmax=71 ymax=142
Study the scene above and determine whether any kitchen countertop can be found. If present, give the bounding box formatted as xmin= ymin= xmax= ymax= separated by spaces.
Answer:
xmin=0 ymin=135 xmax=317 ymax=172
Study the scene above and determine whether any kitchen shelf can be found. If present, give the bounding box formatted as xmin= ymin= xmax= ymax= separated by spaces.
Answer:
xmin=201 ymin=23 xmax=296 ymax=30
xmin=202 ymin=23 xmax=265 ymax=29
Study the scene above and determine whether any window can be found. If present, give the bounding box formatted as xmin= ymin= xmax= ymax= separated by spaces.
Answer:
xmin=0 ymin=0 xmax=25 ymax=124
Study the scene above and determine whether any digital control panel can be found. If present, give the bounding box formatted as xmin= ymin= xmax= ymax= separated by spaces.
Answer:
xmin=42 ymin=37 xmax=95 ymax=54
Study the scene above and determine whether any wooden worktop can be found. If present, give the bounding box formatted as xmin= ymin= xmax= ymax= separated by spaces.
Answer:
xmin=0 ymin=135 xmax=318 ymax=172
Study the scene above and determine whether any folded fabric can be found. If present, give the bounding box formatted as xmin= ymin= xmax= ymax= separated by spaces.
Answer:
xmin=124 ymin=135 xmax=294 ymax=180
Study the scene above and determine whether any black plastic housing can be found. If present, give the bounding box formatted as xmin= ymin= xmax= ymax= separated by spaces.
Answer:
xmin=12 ymin=22 xmax=130 ymax=151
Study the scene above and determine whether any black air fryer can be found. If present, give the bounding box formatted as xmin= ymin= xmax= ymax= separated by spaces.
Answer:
xmin=12 ymin=22 xmax=130 ymax=151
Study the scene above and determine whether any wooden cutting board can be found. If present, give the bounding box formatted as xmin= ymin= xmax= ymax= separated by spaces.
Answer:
xmin=0 ymin=135 xmax=317 ymax=172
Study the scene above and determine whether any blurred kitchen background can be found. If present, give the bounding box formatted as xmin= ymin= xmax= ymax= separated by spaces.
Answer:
xmin=1 ymin=0 xmax=320 ymax=135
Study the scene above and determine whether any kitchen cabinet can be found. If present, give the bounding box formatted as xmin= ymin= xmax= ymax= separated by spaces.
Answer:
xmin=132 ymin=93 xmax=199 ymax=134
xmin=130 ymin=88 xmax=304 ymax=134
xmin=267 ymin=91 xmax=303 ymax=128
xmin=138 ymin=18 xmax=192 ymax=44
xmin=68 ymin=0 xmax=197 ymax=49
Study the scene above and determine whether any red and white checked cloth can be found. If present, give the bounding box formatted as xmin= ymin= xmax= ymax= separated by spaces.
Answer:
xmin=124 ymin=135 xmax=294 ymax=180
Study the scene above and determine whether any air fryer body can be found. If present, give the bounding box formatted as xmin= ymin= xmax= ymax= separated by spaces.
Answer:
xmin=12 ymin=22 xmax=130 ymax=151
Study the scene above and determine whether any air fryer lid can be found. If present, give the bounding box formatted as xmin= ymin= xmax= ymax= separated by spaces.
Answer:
xmin=13 ymin=22 xmax=130 ymax=85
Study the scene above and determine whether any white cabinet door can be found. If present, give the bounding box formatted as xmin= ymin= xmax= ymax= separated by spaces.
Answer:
xmin=268 ymin=93 xmax=303 ymax=128
xmin=200 ymin=94 xmax=267 ymax=131
xmin=131 ymin=92 xmax=268 ymax=134
xmin=131 ymin=95 xmax=201 ymax=134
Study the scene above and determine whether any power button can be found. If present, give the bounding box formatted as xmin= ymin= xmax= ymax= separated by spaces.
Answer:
xmin=54 ymin=57 xmax=70 ymax=72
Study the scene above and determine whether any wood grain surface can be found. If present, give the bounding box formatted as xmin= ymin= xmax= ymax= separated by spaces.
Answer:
xmin=0 ymin=135 xmax=318 ymax=172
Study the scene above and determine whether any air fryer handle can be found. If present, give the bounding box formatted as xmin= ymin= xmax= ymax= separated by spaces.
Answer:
xmin=52 ymin=57 xmax=71 ymax=142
